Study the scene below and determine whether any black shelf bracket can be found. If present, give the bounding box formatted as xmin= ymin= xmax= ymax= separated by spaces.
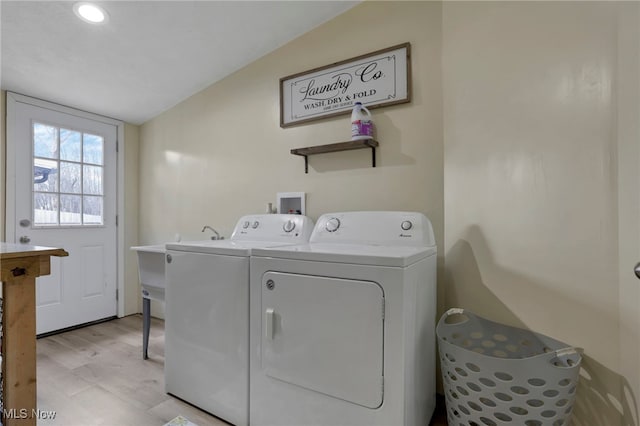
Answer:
xmin=290 ymin=139 xmax=379 ymax=174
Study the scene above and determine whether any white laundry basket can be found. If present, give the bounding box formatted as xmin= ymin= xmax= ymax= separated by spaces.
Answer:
xmin=437 ymin=308 xmax=581 ymax=426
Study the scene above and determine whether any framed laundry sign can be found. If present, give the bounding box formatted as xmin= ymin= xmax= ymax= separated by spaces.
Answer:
xmin=280 ymin=42 xmax=411 ymax=127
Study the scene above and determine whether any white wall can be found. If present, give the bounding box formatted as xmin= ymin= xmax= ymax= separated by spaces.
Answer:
xmin=443 ymin=2 xmax=638 ymax=425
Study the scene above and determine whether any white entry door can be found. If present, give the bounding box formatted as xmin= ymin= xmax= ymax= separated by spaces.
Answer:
xmin=6 ymin=93 xmax=119 ymax=335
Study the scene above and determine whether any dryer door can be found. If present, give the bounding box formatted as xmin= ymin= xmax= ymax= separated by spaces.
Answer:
xmin=261 ymin=272 xmax=384 ymax=408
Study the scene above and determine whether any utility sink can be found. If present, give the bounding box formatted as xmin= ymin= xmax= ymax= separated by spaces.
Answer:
xmin=131 ymin=244 xmax=166 ymax=359
xmin=131 ymin=244 xmax=166 ymax=301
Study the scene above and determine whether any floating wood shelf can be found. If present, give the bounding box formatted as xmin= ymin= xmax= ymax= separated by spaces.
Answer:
xmin=290 ymin=139 xmax=379 ymax=173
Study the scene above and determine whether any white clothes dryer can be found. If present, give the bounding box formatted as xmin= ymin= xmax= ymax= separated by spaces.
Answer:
xmin=164 ymin=214 xmax=314 ymax=426
xmin=249 ymin=211 xmax=437 ymax=426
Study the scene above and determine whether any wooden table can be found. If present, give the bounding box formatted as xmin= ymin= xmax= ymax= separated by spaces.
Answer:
xmin=0 ymin=243 xmax=68 ymax=426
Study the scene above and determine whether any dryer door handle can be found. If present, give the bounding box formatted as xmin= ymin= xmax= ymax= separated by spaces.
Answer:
xmin=265 ymin=308 xmax=275 ymax=340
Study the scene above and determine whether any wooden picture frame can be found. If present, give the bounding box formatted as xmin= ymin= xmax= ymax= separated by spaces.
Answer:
xmin=280 ymin=42 xmax=411 ymax=128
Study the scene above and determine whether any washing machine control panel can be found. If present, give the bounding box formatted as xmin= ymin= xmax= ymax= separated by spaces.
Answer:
xmin=230 ymin=214 xmax=314 ymax=242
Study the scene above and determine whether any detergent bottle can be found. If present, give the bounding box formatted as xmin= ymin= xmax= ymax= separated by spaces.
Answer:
xmin=351 ymin=102 xmax=373 ymax=140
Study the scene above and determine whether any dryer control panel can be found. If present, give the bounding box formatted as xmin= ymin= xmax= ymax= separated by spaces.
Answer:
xmin=310 ymin=211 xmax=435 ymax=247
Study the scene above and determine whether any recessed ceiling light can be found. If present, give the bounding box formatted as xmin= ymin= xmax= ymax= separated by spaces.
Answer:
xmin=73 ymin=2 xmax=108 ymax=24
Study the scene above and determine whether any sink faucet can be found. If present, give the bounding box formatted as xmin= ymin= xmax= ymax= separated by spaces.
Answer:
xmin=202 ymin=225 xmax=223 ymax=240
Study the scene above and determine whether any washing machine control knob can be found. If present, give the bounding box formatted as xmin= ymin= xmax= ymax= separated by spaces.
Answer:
xmin=243 ymin=221 xmax=250 ymax=229
xmin=401 ymin=220 xmax=413 ymax=231
xmin=283 ymin=220 xmax=296 ymax=233
xmin=325 ymin=217 xmax=341 ymax=233
xmin=252 ymin=221 xmax=260 ymax=229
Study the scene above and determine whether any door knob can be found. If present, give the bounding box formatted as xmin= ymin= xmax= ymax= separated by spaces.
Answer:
xmin=19 ymin=236 xmax=31 ymax=244
xmin=635 ymin=262 xmax=640 ymax=280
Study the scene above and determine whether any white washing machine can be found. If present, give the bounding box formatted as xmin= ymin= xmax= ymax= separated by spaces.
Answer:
xmin=164 ymin=214 xmax=314 ymax=426
xmin=249 ymin=211 xmax=437 ymax=426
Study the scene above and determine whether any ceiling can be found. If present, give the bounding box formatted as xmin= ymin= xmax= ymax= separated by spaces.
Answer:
xmin=1 ymin=1 xmax=359 ymax=125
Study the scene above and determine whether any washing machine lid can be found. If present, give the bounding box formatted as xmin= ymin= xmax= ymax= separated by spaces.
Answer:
xmin=165 ymin=214 xmax=315 ymax=256
xmin=166 ymin=240 xmax=300 ymax=256
xmin=252 ymin=243 xmax=436 ymax=267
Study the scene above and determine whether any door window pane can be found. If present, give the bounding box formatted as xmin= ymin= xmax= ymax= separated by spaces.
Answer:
xmin=83 ymin=165 xmax=103 ymax=195
xmin=83 ymin=196 xmax=103 ymax=224
xmin=83 ymin=133 xmax=103 ymax=165
xmin=60 ymin=162 xmax=81 ymax=193
xmin=33 ymin=123 xmax=58 ymax=159
xmin=34 ymin=193 xmax=59 ymax=225
xmin=60 ymin=195 xmax=82 ymax=224
xmin=34 ymin=158 xmax=58 ymax=192
xmin=60 ymin=128 xmax=81 ymax=162
xmin=32 ymin=123 xmax=105 ymax=226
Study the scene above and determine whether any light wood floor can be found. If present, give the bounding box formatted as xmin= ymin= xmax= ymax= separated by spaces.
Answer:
xmin=37 ymin=314 xmax=228 ymax=426
xmin=37 ymin=315 xmax=448 ymax=426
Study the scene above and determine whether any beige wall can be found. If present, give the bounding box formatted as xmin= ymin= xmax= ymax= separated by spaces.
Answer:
xmin=140 ymin=1 xmax=443 ymax=241
xmin=123 ymin=123 xmax=140 ymax=315
xmin=618 ymin=3 xmax=640 ymax=424
xmin=443 ymin=2 xmax=638 ymax=425
xmin=139 ymin=2 xmax=443 ymax=264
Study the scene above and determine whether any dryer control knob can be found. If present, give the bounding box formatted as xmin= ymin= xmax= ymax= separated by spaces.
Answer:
xmin=325 ymin=217 xmax=341 ymax=233
xmin=401 ymin=220 xmax=413 ymax=231
xmin=243 ymin=221 xmax=250 ymax=229
xmin=283 ymin=220 xmax=296 ymax=233
xmin=252 ymin=221 xmax=260 ymax=229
